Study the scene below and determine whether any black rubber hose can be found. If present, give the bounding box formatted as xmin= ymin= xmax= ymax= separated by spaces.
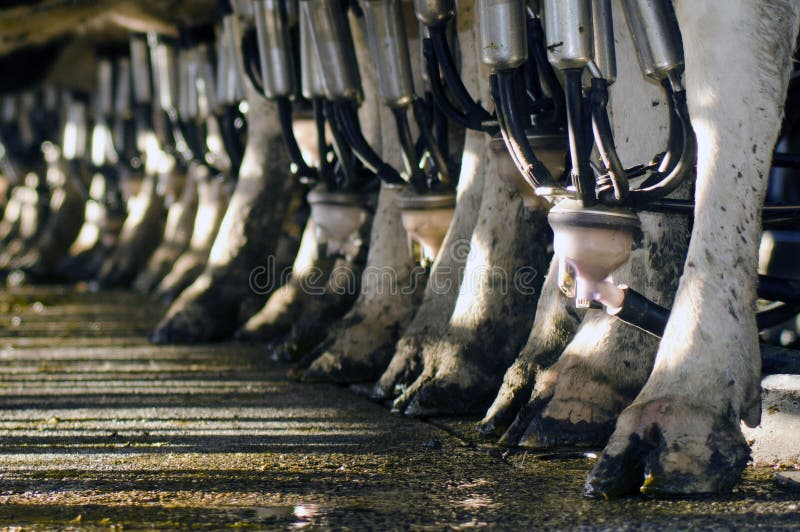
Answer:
xmin=758 ymin=275 xmax=800 ymax=304
xmin=423 ymin=39 xmax=477 ymax=131
xmin=757 ymin=303 xmax=800 ymax=330
xmin=313 ymin=98 xmax=336 ymax=189
xmin=652 ymin=77 xmax=684 ymax=177
xmin=495 ymin=70 xmax=555 ymax=189
xmin=411 ymin=97 xmax=451 ymax=187
xmin=609 ymin=287 xmax=670 ymax=337
xmin=491 ymin=74 xmax=530 ymax=189
xmin=429 ymin=26 xmax=494 ymax=128
xmin=609 ymin=286 xmax=800 ymax=338
xmin=334 ymin=102 xmax=404 ymax=186
xmin=564 ymin=69 xmax=596 ymax=205
xmin=529 ymin=18 xmax=565 ymax=125
xmin=625 ymin=89 xmax=696 ymax=205
xmin=323 ymin=100 xmax=358 ymax=190
xmin=392 ymin=107 xmax=427 ymax=193
xmin=634 ymin=198 xmax=800 ymax=224
xmin=773 ymin=152 xmax=800 ymax=167
xmin=591 ymin=78 xmax=629 ymax=203
xmin=277 ymin=97 xmax=317 ymax=181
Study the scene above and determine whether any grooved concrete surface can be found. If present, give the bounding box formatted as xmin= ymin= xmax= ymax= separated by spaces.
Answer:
xmin=0 ymin=286 xmax=799 ymax=529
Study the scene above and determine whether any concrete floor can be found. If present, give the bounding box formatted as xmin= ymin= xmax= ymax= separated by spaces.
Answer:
xmin=0 ymin=286 xmax=798 ymax=529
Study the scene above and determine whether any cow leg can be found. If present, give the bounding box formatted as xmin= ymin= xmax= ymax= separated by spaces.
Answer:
xmin=388 ymin=160 xmax=550 ymax=416
xmin=477 ymin=257 xmax=583 ymax=437
xmin=587 ymin=0 xmax=800 ymax=497
xmin=501 ymin=208 xmax=688 ymax=447
xmin=150 ymin=86 xmax=292 ymax=343
xmin=481 ymin=0 xmax=688 ymax=439
xmin=134 ymin=166 xmax=199 ymax=293
xmin=373 ymin=128 xmax=485 ymax=399
xmin=294 ymin=10 xmax=423 ymax=383
xmin=156 ymin=171 xmax=232 ymax=302
xmin=95 ymin=172 xmax=166 ymax=287
xmin=371 ymin=2 xmax=486 ymax=400
xmin=298 ymin=183 xmax=421 ymax=383
xmin=236 ymin=218 xmax=330 ymax=342
xmin=280 ymin=256 xmax=364 ymax=363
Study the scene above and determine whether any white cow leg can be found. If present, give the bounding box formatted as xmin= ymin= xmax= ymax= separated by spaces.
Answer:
xmin=503 ymin=208 xmax=688 ymax=448
xmin=151 ymin=89 xmax=292 ymax=343
xmin=389 ymin=155 xmax=551 ymax=416
xmin=294 ymin=11 xmax=423 ymax=383
xmin=372 ymin=2 xmax=487 ymax=400
xmin=373 ymin=128 xmax=485 ymax=399
xmin=477 ymin=257 xmax=583 ymax=437
xmin=587 ymin=0 xmax=800 ymax=497
xmin=133 ymin=167 xmax=199 ymax=293
xmin=156 ymin=172 xmax=233 ymax=302
xmin=236 ymin=218 xmax=330 ymax=342
xmin=481 ymin=0 xmax=689 ymax=440
xmin=298 ymin=184 xmax=420 ymax=383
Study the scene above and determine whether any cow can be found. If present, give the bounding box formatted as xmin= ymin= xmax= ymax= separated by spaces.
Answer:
xmin=1 ymin=0 xmax=798 ymax=497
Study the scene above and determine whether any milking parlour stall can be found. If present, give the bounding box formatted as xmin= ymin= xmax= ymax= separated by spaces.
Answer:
xmin=0 ymin=0 xmax=800 ymax=528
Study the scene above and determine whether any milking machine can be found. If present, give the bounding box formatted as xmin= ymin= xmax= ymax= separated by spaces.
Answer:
xmin=413 ymin=0 xmax=496 ymax=134
xmin=0 ymin=91 xmax=52 ymax=252
xmin=58 ymin=56 xmax=128 ymax=280
xmin=462 ymin=0 xmax=800 ymax=337
xmin=216 ymin=0 xmax=248 ymax=176
xmin=362 ymin=0 xmax=458 ymax=264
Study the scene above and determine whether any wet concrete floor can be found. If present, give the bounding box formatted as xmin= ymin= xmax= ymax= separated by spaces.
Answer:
xmin=0 ymin=285 xmax=798 ymax=530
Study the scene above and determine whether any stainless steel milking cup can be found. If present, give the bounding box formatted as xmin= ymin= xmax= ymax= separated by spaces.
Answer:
xmin=129 ymin=34 xmax=152 ymax=105
xmin=543 ymin=0 xmax=594 ymax=71
xmin=96 ymin=59 xmax=114 ymax=120
xmin=148 ymin=34 xmax=179 ymax=113
xmin=362 ymin=0 xmax=415 ymax=109
xmin=300 ymin=0 xmax=362 ymax=102
xmin=621 ymin=0 xmax=683 ymax=86
xmin=299 ymin=3 xmax=325 ymax=100
xmin=591 ymin=0 xmax=616 ymax=83
xmin=252 ymin=0 xmax=297 ymax=99
xmin=478 ymin=0 xmax=528 ymax=71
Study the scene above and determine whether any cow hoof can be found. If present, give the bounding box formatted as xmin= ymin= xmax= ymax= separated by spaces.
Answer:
xmin=476 ymin=358 xmax=539 ymax=438
xmin=372 ymin=335 xmax=425 ymax=401
xmin=394 ymin=361 xmax=495 ymax=417
xmin=499 ymin=356 xmax=625 ymax=448
xmin=584 ymin=399 xmax=750 ymax=498
xmin=156 ymin=252 xmax=207 ymax=302
xmin=301 ymin=341 xmax=394 ymax=384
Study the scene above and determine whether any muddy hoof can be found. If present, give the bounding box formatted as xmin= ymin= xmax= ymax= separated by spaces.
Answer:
xmin=397 ymin=366 xmax=496 ymax=417
xmin=477 ymin=384 xmax=536 ymax=440
xmin=301 ymin=343 xmax=392 ymax=384
xmin=519 ymin=412 xmax=614 ymax=449
xmin=373 ymin=336 xmax=425 ymax=401
xmin=584 ymin=399 xmax=751 ymax=498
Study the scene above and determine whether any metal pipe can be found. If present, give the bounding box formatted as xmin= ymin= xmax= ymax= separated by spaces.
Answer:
xmin=621 ymin=0 xmax=683 ymax=84
xmin=543 ymin=0 xmax=594 ymax=71
xmin=363 ymin=0 xmax=416 ymax=108
xmin=129 ymin=34 xmax=152 ymax=104
xmin=253 ymin=0 xmax=297 ymax=99
xmin=479 ymin=0 xmax=528 ymax=71
xmin=300 ymin=2 xmax=326 ymax=99
xmin=591 ymin=0 xmax=616 ymax=83
xmin=148 ymin=34 xmax=179 ymax=113
xmin=96 ymin=59 xmax=114 ymax=119
xmin=301 ymin=0 xmax=362 ymax=102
